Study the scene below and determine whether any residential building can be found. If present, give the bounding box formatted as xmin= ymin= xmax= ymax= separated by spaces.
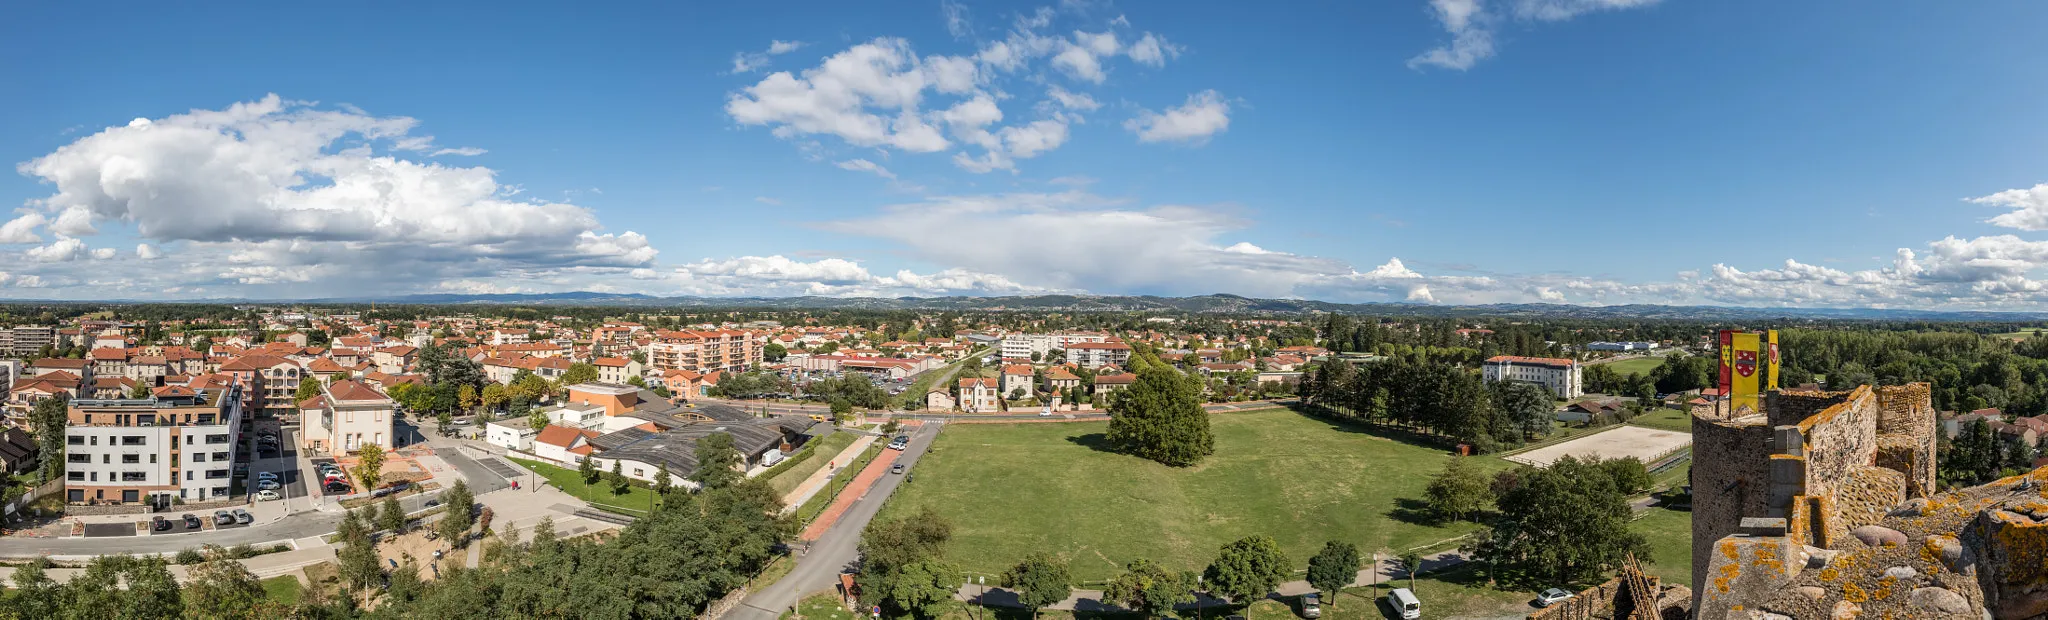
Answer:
xmin=1000 ymin=334 xmax=1055 ymax=361
xmin=647 ymin=329 xmax=764 ymax=375
xmin=1001 ymin=365 xmax=1035 ymax=399
xmin=372 ymin=346 xmax=417 ymax=375
xmin=959 ymin=378 xmax=1000 ymax=413
xmin=297 ymin=380 xmax=396 ymax=457
xmin=485 ymin=417 xmax=541 ymax=452
xmin=1481 ymin=355 xmax=1583 ymax=399
xmin=531 ymin=424 xmax=602 ymax=465
xmin=0 ymin=326 xmax=56 ymax=357
xmin=0 ymin=428 xmax=37 ymax=474
xmin=592 ymin=357 xmax=644 ymax=384
xmin=1046 ymin=368 xmax=1080 ymax=392
xmin=63 ymin=385 xmax=244 ymax=506
xmin=1065 ymin=342 xmax=1133 ymax=368
xmin=218 ymin=355 xmax=304 ymax=415
xmin=1094 ymin=373 xmax=1137 ymax=394
xmin=926 ymin=389 xmax=956 ymax=411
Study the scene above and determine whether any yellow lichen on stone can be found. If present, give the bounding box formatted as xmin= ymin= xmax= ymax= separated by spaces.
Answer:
xmin=1843 ymin=583 xmax=1868 ymax=603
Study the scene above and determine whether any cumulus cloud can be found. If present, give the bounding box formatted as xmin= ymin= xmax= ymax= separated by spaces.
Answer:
xmin=1409 ymin=0 xmax=1659 ymax=71
xmin=12 ymin=94 xmax=652 ymax=295
xmin=136 ymin=243 xmax=163 ymax=260
xmin=727 ymin=9 xmax=1178 ymax=173
xmin=0 ymin=214 xmax=46 ymax=244
xmin=662 ymin=254 xmax=1048 ymax=297
xmin=1972 ymin=183 xmax=2048 ymax=231
xmin=1125 ymin=90 xmax=1231 ymax=144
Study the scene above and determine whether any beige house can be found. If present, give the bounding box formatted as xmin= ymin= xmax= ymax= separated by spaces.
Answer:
xmin=298 ymin=380 xmax=397 ymax=457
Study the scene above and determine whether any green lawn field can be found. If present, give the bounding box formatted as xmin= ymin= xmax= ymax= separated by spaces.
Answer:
xmin=878 ymin=408 xmax=1513 ymax=583
xmin=510 ymin=457 xmax=662 ymax=515
xmin=1633 ymin=506 xmax=1693 ymax=586
xmin=768 ymin=432 xmax=858 ymax=496
xmin=1596 ymin=356 xmax=1666 ymax=377
xmin=1630 ymin=407 xmax=1693 ymax=433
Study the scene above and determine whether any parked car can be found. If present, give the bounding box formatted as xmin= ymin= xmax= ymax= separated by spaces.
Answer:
xmin=256 ymin=489 xmax=281 ymax=501
xmin=213 ymin=510 xmax=234 ymax=526
xmin=256 ymin=480 xmax=281 ymax=491
xmin=890 ymin=462 xmax=905 ymax=475
xmin=233 ymin=508 xmax=254 ymax=524
xmin=325 ymin=481 xmax=352 ymax=494
xmin=255 ymin=471 xmax=280 ymax=481
xmin=1300 ymin=593 xmax=1321 ymax=619
xmin=182 ymin=513 xmax=202 ymax=529
xmin=888 ymin=436 xmax=909 ymax=450
xmin=1536 ymin=588 xmax=1575 ymax=607
xmin=1387 ymin=588 xmax=1422 ymax=620
xmin=151 ymin=515 xmax=171 ymax=531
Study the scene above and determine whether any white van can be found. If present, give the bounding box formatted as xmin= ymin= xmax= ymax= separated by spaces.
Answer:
xmin=1387 ymin=588 xmax=1421 ymax=619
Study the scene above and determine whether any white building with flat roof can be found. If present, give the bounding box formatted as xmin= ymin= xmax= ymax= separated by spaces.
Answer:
xmin=1482 ymin=355 xmax=1583 ymax=399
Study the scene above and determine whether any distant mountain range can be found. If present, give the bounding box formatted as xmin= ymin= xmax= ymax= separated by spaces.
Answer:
xmin=36 ymin=291 xmax=2033 ymax=322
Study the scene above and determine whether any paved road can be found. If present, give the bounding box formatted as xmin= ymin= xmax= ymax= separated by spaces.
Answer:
xmin=726 ymin=420 xmax=945 ymax=620
xmin=0 ymin=490 xmax=457 ymax=558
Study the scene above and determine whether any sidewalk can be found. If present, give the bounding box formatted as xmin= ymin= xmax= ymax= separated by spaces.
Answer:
xmin=0 ymin=541 xmax=340 ymax=584
xmin=779 ymin=434 xmax=879 ymax=515
xmin=797 ymin=443 xmax=894 ymax=540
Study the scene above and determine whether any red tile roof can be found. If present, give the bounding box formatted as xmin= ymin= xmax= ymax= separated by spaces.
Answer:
xmin=1485 ymin=355 xmax=1577 ymax=368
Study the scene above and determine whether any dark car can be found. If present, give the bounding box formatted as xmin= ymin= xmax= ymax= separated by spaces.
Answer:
xmin=213 ymin=510 xmax=234 ymax=526
xmin=182 ymin=513 xmax=202 ymax=529
xmin=151 ymin=516 xmax=171 ymax=531
xmin=325 ymin=481 xmax=352 ymax=494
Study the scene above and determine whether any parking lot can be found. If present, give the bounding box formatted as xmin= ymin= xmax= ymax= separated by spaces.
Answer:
xmin=477 ymin=456 xmax=526 ymax=480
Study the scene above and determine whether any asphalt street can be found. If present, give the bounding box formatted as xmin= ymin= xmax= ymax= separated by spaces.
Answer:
xmin=727 ymin=420 xmax=945 ymax=620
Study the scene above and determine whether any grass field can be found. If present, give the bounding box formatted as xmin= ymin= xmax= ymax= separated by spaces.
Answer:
xmin=262 ymin=575 xmax=303 ymax=605
xmin=1994 ymin=329 xmax=2048 ymax=341
xmin=1596 ymin=356 xmax=1667 ymax=377
xmin=510 ymin=457 xmax=661 ymax=515
xmin=1629 ymin=407 xmax=1693 ymax=433
xmin=879 ymin=408 xmax=1512 ymax=583
xmin=768 ymin=432 xmax=858 ymax=496
xmin=1633 ymin=506 xmax=1693 ymax=587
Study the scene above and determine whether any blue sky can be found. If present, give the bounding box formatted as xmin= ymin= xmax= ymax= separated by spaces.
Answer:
xmin=5 ymin=1 xmax=2048 ymax=307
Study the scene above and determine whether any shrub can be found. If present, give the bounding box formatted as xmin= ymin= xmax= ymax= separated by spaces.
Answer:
xmin=175 ymin=548 xmax=205 ymax=565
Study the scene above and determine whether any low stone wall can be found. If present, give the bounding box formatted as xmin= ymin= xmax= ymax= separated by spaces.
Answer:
xmin=1527 ymin=576 xmax=1624 ymax=620
xmin=62 ymin=503 xmax=151 ymax=516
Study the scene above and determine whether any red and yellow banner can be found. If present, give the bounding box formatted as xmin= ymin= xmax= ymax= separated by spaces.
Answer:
xmin=1716 ymin=329 xmax=1779 ymax=415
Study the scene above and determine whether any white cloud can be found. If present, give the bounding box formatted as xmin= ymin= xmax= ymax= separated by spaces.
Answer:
xmin=835 ymin=158 xmax=899 ymax=180
xmin=1045 ymin=85 xmax=1100 ymax=111
xmin=665 ymin=254 xmax=1047 ymax=296
xmin=1125 ymin=90 xmax=1232 ymax=144
xmin=26 ymin=237 xmax=89 ymax=263
xmin=1409 ymin=0 xmax=1659 ymax=71
xmin=729 ymin=10 xmax=1176 ymax=173
xmin=1126 ymin=32 xmax=1180 ymax=67
xmin=12 ymin=95 xmax=653 ymax=295
xmin=754 ymin=196 xmax=783 ymax=205
xmin=733 ymin=39 xmax=808 ymax=73
xmin=136 ymin=243 xmax=162 ymax=260
xmin=942 ymin=0 xmax=972 ymax=39
xmin=0 ymin=214 xmax=46 ymax=244
xmin=90 ymin=247 xmax=116 ymax=260
xmin=429 ymin=146 xmax=487 ymax=156
xmin=1972 ymin=183 xmax=2048 ymax=231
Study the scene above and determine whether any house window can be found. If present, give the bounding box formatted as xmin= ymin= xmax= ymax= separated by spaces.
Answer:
xmin=67 ymin=453 xmax=89 ymax=463
xmin=206 ymin=469 xmax=227 ymax=479
xmin=192 ymin=453 xmax=205 ymax=462
xmin=120 ymin=472 xmax=146 ymax=482
xmin=67 ymin=471 xmax=84 ymax=481
xmin=212 ymin=452 xmax=228 ymax=461
xmin=121 ymin=454 xmax=140 ymax=464
xmin=206 ymin=434 xmax=228 ymax=444
xmin=67 ymin=435 xmax=84 ymax=445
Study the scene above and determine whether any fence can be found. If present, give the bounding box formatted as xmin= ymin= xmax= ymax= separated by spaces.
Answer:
xmin=2 ymin=479 xmax=62 ymax=519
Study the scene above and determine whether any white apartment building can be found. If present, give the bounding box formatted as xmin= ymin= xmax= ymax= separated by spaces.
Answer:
xmin=298 ymin=380 xmax=397 ymax=457
xmin=1000 ymin=335 xmax=1056 ymax=361
xmin=1065 ymin=342 xmax=1133 ymax=368
xmin=1481 ymin=355 xmax=1584 ymax=399
xmin=63 ymin=385 xmax=243 ymax=505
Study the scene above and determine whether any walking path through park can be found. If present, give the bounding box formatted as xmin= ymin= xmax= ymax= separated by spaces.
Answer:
xmin=952 ymin=548 xmax=1473 ymax=612
xmin=798 ymin=428 xmax=910 ymax=540
xmin=779 ymin=434 xmax=880 ymax=515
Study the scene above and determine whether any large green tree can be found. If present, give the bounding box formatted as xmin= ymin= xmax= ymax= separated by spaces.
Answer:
xmin=692 ymin=433 xmax=742 ymax=490
xmin=1001 ymin=553 xmax=1073 ymax=618
xmin=860 ymin=508 xmax=953 ymax=615
xmin=1203 ymin=535 xmax=1291 ymax=603
xmin=438 ymin=479 xmax=476 ymax=545
xmin=1102 ymin=559 xmax=1196 ymax=619
xmin=1306 ymin=541 xmax=1361 ymax=604
xmin=560 ymin=363 xmax=600 ymax=386
xmin=1423 ymin=456 xmax=1492 ymax=522
xmin=1105 ymin=367 xmax=1214 ymax=467
xmin=181 ymin=546 xmax=272 ymax=620
xmin=30 ymin=393 xmax=69 ymax=483
xmin=1475 ymin=456 xmax=1650 ymax=587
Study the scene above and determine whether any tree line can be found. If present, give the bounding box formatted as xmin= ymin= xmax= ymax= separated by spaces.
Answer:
xmin=1300 ymin=356 xmax=1555 ymax=454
